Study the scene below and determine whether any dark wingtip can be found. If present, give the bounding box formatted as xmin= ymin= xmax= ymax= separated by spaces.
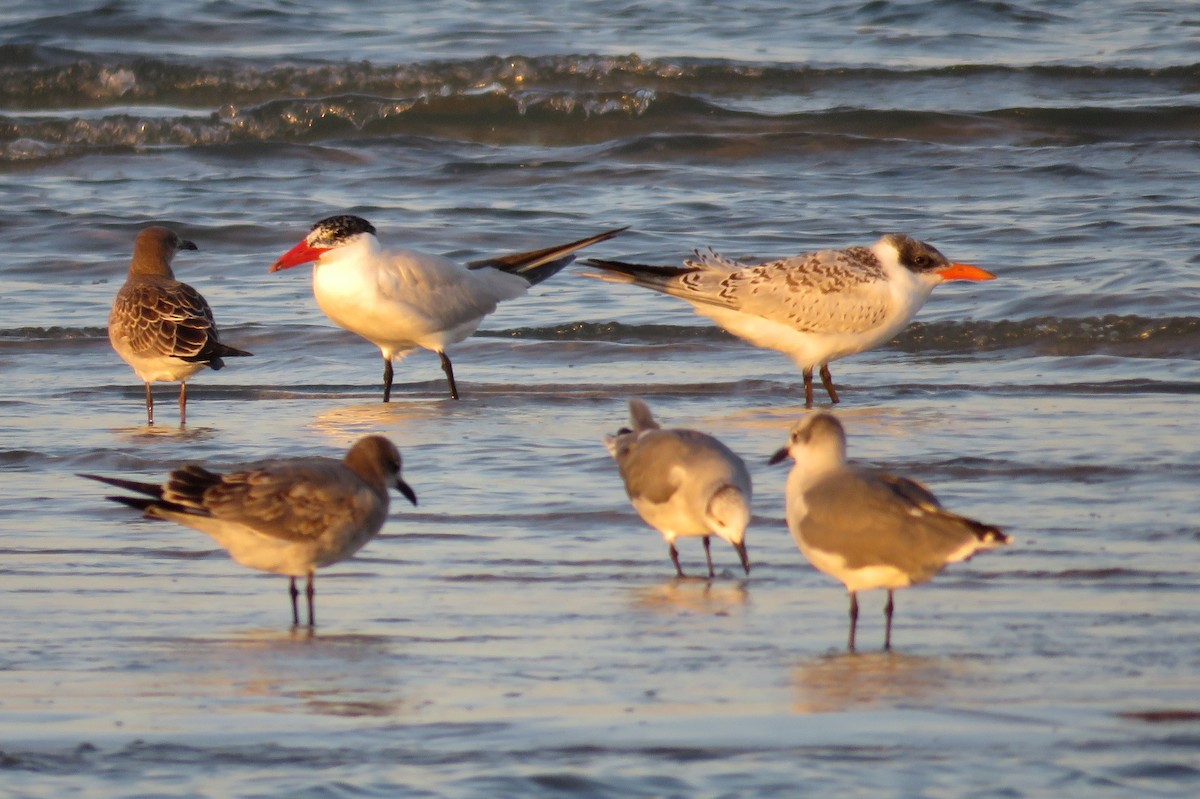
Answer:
xmin=78 ymin=473 xmax=164 ymax=498
xmin=106 ymin=495 xmax=159 ymax=513
xmin=579 ymin=258 xmax=691 ymax=277
xmin=594 ymin=225 xmax=631 ymax=242
xmin=222 ymin=344 xmax=253 ymax=357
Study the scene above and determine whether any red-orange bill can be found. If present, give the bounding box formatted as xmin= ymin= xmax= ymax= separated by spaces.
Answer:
xmin=936 ymin=263 xmax=996 ymax=281
xmin=269 ymin=241 xmax=328 ymax=272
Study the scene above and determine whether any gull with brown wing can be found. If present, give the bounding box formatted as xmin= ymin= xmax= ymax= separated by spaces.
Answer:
xmin=80 ymin=436 xmax=417 ymax=627
xmin=108 ymin=226 xmax=252 ymax=425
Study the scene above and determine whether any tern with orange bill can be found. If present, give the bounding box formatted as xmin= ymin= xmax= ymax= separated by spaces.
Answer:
xmin=584 ymin=234 xmax=995 ymax=406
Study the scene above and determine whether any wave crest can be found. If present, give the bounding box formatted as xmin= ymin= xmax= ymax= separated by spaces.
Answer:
xmin=3 ymin=51 xmax=1200 ymax=160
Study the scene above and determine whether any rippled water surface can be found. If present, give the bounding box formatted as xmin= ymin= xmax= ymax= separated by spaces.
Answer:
xmin=2 ymin=1 xmax=1200 ymax=797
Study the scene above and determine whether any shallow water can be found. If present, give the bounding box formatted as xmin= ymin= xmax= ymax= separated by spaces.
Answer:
xmin=3 ymin=1 xmax=1200 ymax=797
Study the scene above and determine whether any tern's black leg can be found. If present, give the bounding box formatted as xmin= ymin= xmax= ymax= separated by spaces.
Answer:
xmin=802 ymin=367 xmax=815 ymax=408
xmin=884 ymin=590 xmax=895 ymax=651
xmin=438 ymin=350 xmax=459 ymax=400
xmin=819 ymin=364 xmax=840 ymax=404
xmin=382 ymin=358 xmax=394 ymax=403
xmin=703 ymin=536 xmax=714 ymax=578
xmin=289 ymin=577 xmax=300 ymax=627
xmin=305 ymin=572 xmax=316 ymax=628
xmin=145 ymin=383 xmax=155 ymax=425
xmin=669 ymin=543 xmax=685 ymax=578
xmin=848 ymin=591 xmax=859 ymax=652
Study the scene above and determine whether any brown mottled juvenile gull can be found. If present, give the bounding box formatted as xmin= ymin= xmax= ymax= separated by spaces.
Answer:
xmin=584 ymin=234 xmax=995 ymax=407
xmin=79 ymin=435 xmax=418 ymax=627
xmin=769 ymin=412 xmax=1010 ymax=651
xmin=605 ymin=398 xmax=751 ymax=578
xmin=108 ymin=226 xmax=251 ymax=425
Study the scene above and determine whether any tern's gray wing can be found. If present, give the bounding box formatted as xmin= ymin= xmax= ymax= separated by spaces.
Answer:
xmin=588 ymin=247 xmax=894 ymax=335
xmin=800 ymin=468 xmax=987 ymax=582
xmin=164 ymin=460 xmax=381 ymax=543
xmin=678 ymin=248 xmax=893 ymax=334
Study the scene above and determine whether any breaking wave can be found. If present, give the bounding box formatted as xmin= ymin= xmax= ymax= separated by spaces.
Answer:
xmin=3 ymin=49 xmax=1200 ymax=161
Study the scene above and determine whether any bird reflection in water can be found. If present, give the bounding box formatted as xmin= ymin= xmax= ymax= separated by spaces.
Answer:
xmin=790 ymin=651 xmax=969 ymax=714
xmin=175 ymin=631 xmax=408 ymax=719
xmin=633 ymin=578 xmax=750 ymax=616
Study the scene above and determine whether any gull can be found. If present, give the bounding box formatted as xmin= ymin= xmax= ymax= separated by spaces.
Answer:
xmin=108 ymin=226 xmax=252 ymax=425
xmin=769 ymin=412 xmax=1010 ymax=651
xmin=583 ymin=234 xmax=995 ymax=407
xmin=270 ymin=214 xmax=626 ymax=401
xmin=79 ymin=435 xmax=418 ymax=627
xmin=605 ymin=397 xmax=751 ymax=578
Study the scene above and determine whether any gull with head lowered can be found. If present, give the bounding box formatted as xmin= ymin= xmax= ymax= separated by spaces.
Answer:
xmin=605 ymin=398 xmax=752 ymax=579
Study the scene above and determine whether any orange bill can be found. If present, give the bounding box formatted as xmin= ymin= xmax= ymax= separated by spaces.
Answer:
xmin=936 ymin=263 xmax=996 ymax=281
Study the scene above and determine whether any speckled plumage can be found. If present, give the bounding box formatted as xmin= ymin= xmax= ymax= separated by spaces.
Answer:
xmin=584 ymin=233 xmax=994 ymax=407
xmin=108 ymin=226 xmax=251 ymax=425
xmin=305 ymin=214 xmax=376 ymax=248
xmin=679 ymin=244 xmax=891 ymax=334
xmin=111 ymin=277 xmax=226 ymax=368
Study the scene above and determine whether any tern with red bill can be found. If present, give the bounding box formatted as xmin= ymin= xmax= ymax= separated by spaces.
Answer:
xmin=108 ymin=226 xmax=252 ymax=425
xmin=270 ymin=215 xmax=626 ymax=401
xmin=79 ymin=435 xmax=418 ymax=628
xmin=584 ymin=234 xmax=995 ymax=407
xmin=769 ymin=412 xmax=1010 ymax=651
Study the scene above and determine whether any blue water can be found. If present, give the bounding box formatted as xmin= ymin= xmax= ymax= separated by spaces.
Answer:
xmin=2 ymin=1 xmax=1200 ymax=797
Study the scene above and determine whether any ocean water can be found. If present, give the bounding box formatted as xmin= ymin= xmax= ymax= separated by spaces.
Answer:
xmin=3 ymin=1 xmax=1200 ymax=796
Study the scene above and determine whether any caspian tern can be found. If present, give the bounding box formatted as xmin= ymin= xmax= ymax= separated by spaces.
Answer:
xmin=583 ymin=234 xmax=995 ymax=407
xmin=107 ymin=226 xmax=252 ymax=426
xmin=79 ymin=435 xmax=418 ymax=628
xmin=768 ymin=412 xmax=1011 ymax=651
xmin=270 ymin=214 xmax=626 ymax=401
xmin=605 ymin=397 xmax=752 ymax=578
